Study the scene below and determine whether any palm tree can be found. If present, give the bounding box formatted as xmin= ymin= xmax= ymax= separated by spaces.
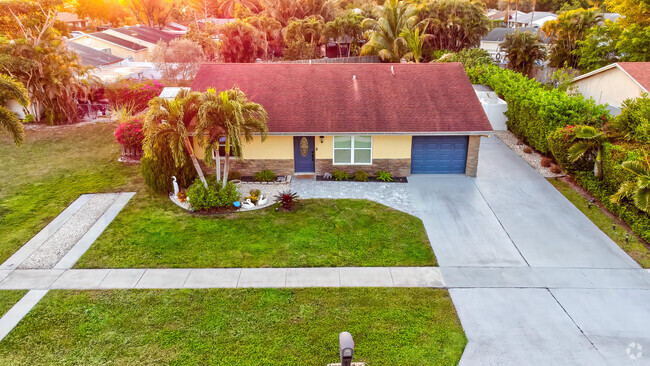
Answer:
xmin=283 ymin=17 xmax=326 ymax=60
xmin=500 ymin=30 xmax=547 ymax=76
xmin=400 ymin=25 xmax=430 ymax=63
xmin=218 ymin=0 xmax=259 ymax=18
xmin=246 ymin=15 xmax=283 ymax=59
xmin=360 ymin=0 xmax=423 ymax=62
xmin=216 ymin=20 xmax=266 ymax=63
xmin=567 ymin=125 xmax=607 ymax=179
xmin=0 ymin=74 xmax=29 ymax=145
xmin=418 ymin=0 xmax=491 ymax=52
xmin=196 ymin=88 xmax=268 ymax=188
xmin=611 ymin=153 xmax=650 ymax=213
xmin=144 ymin=90 xmax=208 ymax=188
xmin=542 ymin=8 xmax=603 ymax=68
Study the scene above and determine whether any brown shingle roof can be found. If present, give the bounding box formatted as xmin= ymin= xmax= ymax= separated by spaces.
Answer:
xmin=618 ymin=62 xmax=650 ymax=92
xmin=191 ymin=63 xmax=492 ymax=134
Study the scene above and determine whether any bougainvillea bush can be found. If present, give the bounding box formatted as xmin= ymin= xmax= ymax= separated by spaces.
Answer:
xmin=114 ymin=118 xmax=144 ymax=148
xmin=105 ymin=79 xmax=164 ymax=113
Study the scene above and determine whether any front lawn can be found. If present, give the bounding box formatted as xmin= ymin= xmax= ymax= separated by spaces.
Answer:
xmin=0 ymin=123 xmax=140 ymax=264
xmin=0 ymin=291 xmax=26 ymax=317
xmin=549 ymin=178 xmax=650 ymax=268
xmin=76 ymin=198 xmax=436 ymax=268
xmin=0 ymin=288 xmax=466 ymax=365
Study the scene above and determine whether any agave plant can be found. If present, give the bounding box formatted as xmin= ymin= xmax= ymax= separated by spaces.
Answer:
xmin=274 ymin=190 xmax=300 ymax=210
xmin=567 ymin=125 xmax=607 ymax=178
xmin=610 ymin=153 xmax=650 ymax=213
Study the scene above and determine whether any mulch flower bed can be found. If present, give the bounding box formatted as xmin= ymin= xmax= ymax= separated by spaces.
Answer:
xmin=316 ymin=176 xmax=408 ymax=183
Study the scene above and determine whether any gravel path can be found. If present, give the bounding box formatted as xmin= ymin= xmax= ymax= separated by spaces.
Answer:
xmin=495 ymin=131 xmax=564 ymax=178
xmin=18 ymin=194 xmax=121 ymax=269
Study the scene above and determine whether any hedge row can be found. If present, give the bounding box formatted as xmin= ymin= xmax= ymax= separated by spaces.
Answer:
xmin=574 ymin=171 xmax=650 ymax=243
xmin=467 ymin=64 xmax=609 ymax=153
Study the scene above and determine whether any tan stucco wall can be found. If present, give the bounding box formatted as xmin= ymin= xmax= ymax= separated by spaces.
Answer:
xmin=69 ymin=35 xmax=146 ymax=62
xmin=574 ymin=67 xmax=645 ymax=108
xmin=316 ymin=135 xmax=412 ymax=159
xmin=192 ymin=135 xmax=293 ymax=160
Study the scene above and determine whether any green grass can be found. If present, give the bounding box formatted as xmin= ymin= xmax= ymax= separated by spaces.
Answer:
xmin=0 ymin=291 xmax=27 ymax=317
xmin=76 ymin=198 xmax=436 ymax=268
xmin=0 ymin=123 xmax=141 ymax=264
xmin=549 ymin=178 xmax=650 ymax=268
xmin=0 ymin=288 xmax=466 ymax=365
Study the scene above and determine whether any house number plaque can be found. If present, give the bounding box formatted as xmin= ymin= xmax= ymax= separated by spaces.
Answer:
xmin=300 ymin=137 xmax=309 ymax=156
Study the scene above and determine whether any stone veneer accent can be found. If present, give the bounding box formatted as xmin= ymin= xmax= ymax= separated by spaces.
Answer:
xmin=316 ymin=159 xmax=411 ymax=177
xmin=465 ymin=135 xmax=481 ymax=177
xmin=199 ymin=159 xmax=294 ymax=177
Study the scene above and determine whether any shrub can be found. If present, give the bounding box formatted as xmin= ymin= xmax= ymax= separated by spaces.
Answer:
xmin=274 ymin=190 xmax=299 ymax=210
xmin=540 ymin=157 xmax=553 ymax=167
xmin=550 ymin=165 xmax=562 ymax=174
xmin=376 ymin=170 xmax=393 ymax=182
xmin=228 ymin=170 xmax=242 ymax=180
xmin=141 ymin=147 xmax=196 ymax=194
xmin=612 ymin=94 xmax=650 ymax=144
xmin=523 ymin=146 xmax=533 ymax=154
xmin=467 ymin=64 xmax=609 ymax=153
xmin=114 ymin=117 xmax=144 ymax=148
xmin=575 ymin=171 xmax=650 ymax=243
xmin=333 ymin=170 xmax=350 ymax=181
xmin=254 ymin=169 xmax=276 ymax=182
xmin=104 ymin=78 xmax=164 ymax=113
xmin=601 ymin=142 xmax=646 ymax=192
xmin=354 ymin=170 xmax=369 ymax=182
xmin=548 ymin=125 xmax=592 ymax=172
xmin=186 ymin=178 xmax=240 ymax=210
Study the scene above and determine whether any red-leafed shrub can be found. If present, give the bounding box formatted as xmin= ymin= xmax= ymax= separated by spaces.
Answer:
xmin=540 ymin=157 xmax=553 ymax=167
xmin=105 ymin=78 xmax=164 ymax=113
xmin=115 ymin=118 xmax=144 ymax=148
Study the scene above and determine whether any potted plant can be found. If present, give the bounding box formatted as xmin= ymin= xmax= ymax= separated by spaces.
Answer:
xmin=115 ymin=117 xmax=144 ymax=161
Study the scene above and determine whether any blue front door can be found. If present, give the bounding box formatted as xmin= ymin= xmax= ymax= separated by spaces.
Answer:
xmin=293 ymin=136 xmax=315 ymax=173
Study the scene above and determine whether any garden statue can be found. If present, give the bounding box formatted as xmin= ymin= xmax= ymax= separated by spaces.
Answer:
xmin=172 ymin=176 xmax=179 ymax=196
xmin=258 ymin=194 xmax=269 ymax=206
xmin=241 ymin=199 xmax=255 ymax=209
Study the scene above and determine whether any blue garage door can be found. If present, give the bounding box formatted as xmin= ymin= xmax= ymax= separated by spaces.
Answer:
xmin=411 ymin=136 xmax=468 ymax=174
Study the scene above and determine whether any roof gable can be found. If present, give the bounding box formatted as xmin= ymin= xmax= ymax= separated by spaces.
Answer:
xmin=573 ymin=62 xmax=650 ymax=93
xmin=191 ymin=63 xmax=492 ymax=134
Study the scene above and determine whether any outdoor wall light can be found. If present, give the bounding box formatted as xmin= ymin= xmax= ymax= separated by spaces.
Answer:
xmin=320 ymin=136 xmax=324 ymax=143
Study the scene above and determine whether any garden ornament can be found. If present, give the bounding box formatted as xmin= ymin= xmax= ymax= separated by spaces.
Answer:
xmin=241 ymin=199 xmax=255 ymax=209
xmin=257 ymin=194 xmax=269 ymax=206
xmin=172 ymin=176 xmax=179 ymax=196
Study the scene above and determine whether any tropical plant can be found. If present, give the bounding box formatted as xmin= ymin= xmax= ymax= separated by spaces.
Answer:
xmin=283 ymin=17 xmax=326 ymax=60
xmin=274 ymin=190 xmax=299 ymax=210
xmin=617 ymin=24 xmax=650 ymax=63
xmin=245 ymin=15 xmax=284 ymax=59
xmin=354 ymin=170 xmax=369 ymax=181
xmin=500 ymin=30 xmax=547 ymax=76
xmin=186 ymin=178 xmax=241 ymax=210
xmin=417 ymin=0 xmax=491 ymax=53
xmin=218 ymin=0 xmax=259 ymax=18
xmin=261 ymin=0 xmax=339 ymax=26
xmin=376 ymin=170 xmax=393 ymax=182
xmin=360 ymin=0 xmax=424 ymax=62
xmin=400 ymin=26 xmax=430 ymax=62
xmin=122 ymin=0 xmax=176 ymax=28
xmin=610 ymin=153 xmax=650 ymax=213
xmin=115 ymin=117 xmax=144 ymax=147
xmin=325 ymin=11 xmax=366 ymax=57
xmin=196 ymin=88 xmax=269 ymax=188
xmin=216 ymin=20 xmax=266 ymax=63
xmin=333 ymin=170 xmax=350 ymax=181
xmin=604 ymin=0 xmax=650 ymax=28
xmin=151 ymin=39 xmax=205 ymax=86
xmin=550 ymin=66 xmax=579 ymax=94
xmin=254 ymin=169 xmax=276 ymax=182
xmin=144 ymin=90 xmax=208 ymax=188
xmin=576 ymin=21 xmax=622 ymax=72
xmin=568 ymin=125 xmax=608 ymax=178
xmin=105 ymin=79 xmax=165 ymax=113
xmin=0 ymin=74 xmax=28 ymax=145
xmin=542 ymin=8 xmax=603 ymax=68
xmin=435 ymin=48 xmax=493 ymax=68
xmin=612 ymin=94 xmax=650 ymax=144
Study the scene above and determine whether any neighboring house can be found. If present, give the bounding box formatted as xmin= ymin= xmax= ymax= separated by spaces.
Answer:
xmin=69 ymin=32 xmax=148 ymax=62
xmin=513 ymin=12 xmax=557 ymax=28
xmin=190 ymin=63 xmax=492 ymax=177
xmin=162 ymin=22 xmax=188 ymax=36
xmin=480 ymin=27 xmax=547 ymax=61
xmin=489 ymin=10 xmax=528 ymax=27
xmin=104 ymin=25 xmax=180 ymax=59
xmin=56 ymin=12 xmax=87 ymax=30
xmin=67 ymin=42 xmax=124 ymax=67
xmin=573 ymin=62 xmax=650 ymax=115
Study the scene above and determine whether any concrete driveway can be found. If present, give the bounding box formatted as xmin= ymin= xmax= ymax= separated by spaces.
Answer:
xmin=409 ymin=137 xmax=650 ymax=365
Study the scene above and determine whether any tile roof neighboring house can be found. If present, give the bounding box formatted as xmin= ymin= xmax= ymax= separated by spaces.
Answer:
xmin=191 ymin=63 xmax=492 ymax=134
xmin=82 ymin=32 xmax=148 ymax=51
xmin=482 ymin=27 xmax=549 ymax=43
xmin=111 ymin=25 xmax=180 ymax=45
xmin=67 ymin=42 xmax=124 ymax=67
xmin=573 ymin=62 xmax=650 ymax=93
xmin=514 ymin=11 xmax=557 ymax=24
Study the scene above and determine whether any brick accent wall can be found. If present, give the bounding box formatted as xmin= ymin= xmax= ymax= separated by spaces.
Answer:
xmin=465 ymin=135 xmax=481 ymax=177
xmin=316 ymin=159 xmax=411 ymax=177
xmin=199 ymin=159 xmax=295 ymax=177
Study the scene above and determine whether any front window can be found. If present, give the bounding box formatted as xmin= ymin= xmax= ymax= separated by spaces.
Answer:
xmin=333 ymin=136 xmax=372 ymax=165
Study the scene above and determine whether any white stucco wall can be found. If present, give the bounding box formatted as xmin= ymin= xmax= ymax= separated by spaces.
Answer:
xmin=574 ymin=67 xmax=646 ymax=108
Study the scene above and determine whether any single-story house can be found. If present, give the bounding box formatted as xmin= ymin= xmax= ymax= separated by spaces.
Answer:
xmin=56 ymin=12 xmax=87 ymax=30
xmin=573 ymin=62 xmax=650 ymax=115
xmin=488 ymin=10 xmax=528 ymax=27
xmin=512 ymin=12 xmax=557 ymax=28
xmin=190 ymin=63 xmax=492 ymax=177
xmin=70 ymin=32 xmax=148 ymax=62
xmin=103 ymin=25 xmax=180 ymax=60
xmin=480 ymin=27 xmax=548 ymax=61
xmin=66 ymin=42 xmax=124 ymax=67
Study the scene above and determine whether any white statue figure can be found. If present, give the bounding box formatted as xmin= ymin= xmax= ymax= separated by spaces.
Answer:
xmin=257 ymin=194 xmax=268 ymax=206
xmin=172 ymin=176 xmax=179 ymax=196
xmin=241 ymin=198 xmax=255 ymax=209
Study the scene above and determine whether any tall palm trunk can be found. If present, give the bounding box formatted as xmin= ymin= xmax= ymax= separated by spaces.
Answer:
xmin=184 ymin=138 xmax=208 ymax=188
xmin=515 ymin=0 xmax=519 ymax=28
xmin=530 ymin=0 xmax=536 ymax=27
xmin=215 ymin=146 xmax=221 ymax=182
xmin=505 ymin=0 xmax=510 ymax=28
xmin=223 ymin=154 xmax=230 ymax=189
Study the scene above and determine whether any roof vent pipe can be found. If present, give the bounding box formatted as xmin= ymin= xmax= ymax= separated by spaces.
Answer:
xmin=353 ymin=75 xmax=356 ymax=80
xmin=391 ymin=66 xmax=395 ymax=76
xmin=309 ymin=59 xmax=312 ymax=65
